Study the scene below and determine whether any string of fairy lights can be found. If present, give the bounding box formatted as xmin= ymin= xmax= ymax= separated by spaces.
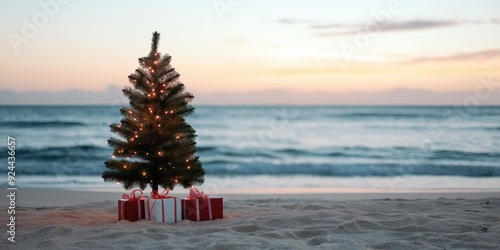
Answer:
xmin=113 ymin=52 xmax=192 ymax=187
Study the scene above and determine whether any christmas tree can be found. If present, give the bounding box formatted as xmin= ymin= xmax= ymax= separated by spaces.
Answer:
xmin=103 ymin=31 xmax=205 ymax=194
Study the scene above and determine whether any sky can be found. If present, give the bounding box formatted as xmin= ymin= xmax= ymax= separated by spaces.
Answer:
xmin=1 ymin=0 xmax=499 ymax=104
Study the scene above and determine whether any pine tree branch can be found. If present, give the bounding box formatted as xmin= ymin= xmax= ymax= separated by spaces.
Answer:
xmin=151 ymin=31 xmax=160 ymax=53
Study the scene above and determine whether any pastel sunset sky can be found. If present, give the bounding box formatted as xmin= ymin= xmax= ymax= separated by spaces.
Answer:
xmin=1 ymin=0 xmax=499 ymax=104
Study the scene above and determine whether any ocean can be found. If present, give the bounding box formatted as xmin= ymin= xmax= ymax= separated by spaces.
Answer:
xmin=1 ymin=105 xmax=499 ymax=192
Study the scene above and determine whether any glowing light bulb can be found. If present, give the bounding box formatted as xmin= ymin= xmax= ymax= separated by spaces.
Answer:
xmin=158 ymin=124 xmax=161 ymax=127
xmin=156 ymin=115 xmax=159 ymax=119
xmin=148 ymin=94 xmax=151 ymax=97
xmin=186 ymin=159 xmax=189 ymax=162
xmin=175 ymin=179 xmax=178 ymax=183
xmin=170 ymin=111 xmax=174 ymax=114
xmin=112 ymin=155 xmax=115 ymax=158
xmin=142 ymin=172 xmax=146 ymax=176
xmin=135 ymin=135 xmax=138 ymax=138
xmin=129 ymin=111 xmax=132 ymax=114
xmin=123 ymin=165 xmax=127 ymax=169
xmin=176 ymin=136 xmax=179 ymax=139
xmin=187 ymin=166 xmax=190 ymax=169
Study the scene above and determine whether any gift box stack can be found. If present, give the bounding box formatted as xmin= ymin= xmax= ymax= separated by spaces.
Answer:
xmin=118 ymin=188 xmax=223 ymax=224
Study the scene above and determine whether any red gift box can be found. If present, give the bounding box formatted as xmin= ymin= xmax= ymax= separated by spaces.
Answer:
xmin=181 ymin=188 xmax=223 ymax=221
xmin=118 ymin=190 xmax=146 ymax=222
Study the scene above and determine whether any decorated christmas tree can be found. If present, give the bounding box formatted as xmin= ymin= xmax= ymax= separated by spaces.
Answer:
xmin=103 ymin=31 xmax=205 ymax=194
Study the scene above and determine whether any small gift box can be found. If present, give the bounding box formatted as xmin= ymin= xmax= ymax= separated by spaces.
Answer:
xmin=182 ymin=188 xmax=223 ymax=221
xmin=144 ymin=190 xmax=182 ymax=224
xmin=118 ymin=189 xmax=146 ymax=222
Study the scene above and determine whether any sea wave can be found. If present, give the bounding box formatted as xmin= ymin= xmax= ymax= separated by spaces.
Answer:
xmin=203 ymin=162 xmax=500 ymax=177
xmin=0 ymin=121 xmax=86 ymax=128
xmin=332 ymin=113 xmax=440 ymax=119
xmin=8 ymin=145 xmax=110 ymax=161
xmin=6 ymin=145 xmax=498 ymax=168
xmin=4 ymin=160 xmax=499 ymax=177
xmin=428 ymin=149 xmax=500 ymax=161
xmin=2 ymin=106 xmax=499 ymax=179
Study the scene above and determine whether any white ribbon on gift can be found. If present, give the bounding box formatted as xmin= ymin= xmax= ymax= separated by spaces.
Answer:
xmin=137 ymin=199 xmax=142 ymax=218
xmin=195 ymin=198 xmax=212 ymax=221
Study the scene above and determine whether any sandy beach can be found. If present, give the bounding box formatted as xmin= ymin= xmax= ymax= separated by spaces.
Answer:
xmin=1 ymin=188 xmax=499 ymax=249
xmin=2 ymin=0 xmax=500 ymax=249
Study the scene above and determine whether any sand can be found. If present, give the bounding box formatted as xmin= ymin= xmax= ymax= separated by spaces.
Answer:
xmin=1 ymin=189 xmax=499 ymax=249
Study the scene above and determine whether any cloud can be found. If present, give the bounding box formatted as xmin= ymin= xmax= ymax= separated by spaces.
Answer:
xmin=274 ymin=18 xmax=314 ymax=24
xmin=273 ymin=18 xmax=499 ymax=36
xmin=316 ymin=20 xmax=458 ymax=36
xmin=375 ymin=20 xmax=456 ymax=31
xmin=310 ymin=23 xmax=351 ymax=29
xmin=406 ymin=49 xmax=500 ymax=63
